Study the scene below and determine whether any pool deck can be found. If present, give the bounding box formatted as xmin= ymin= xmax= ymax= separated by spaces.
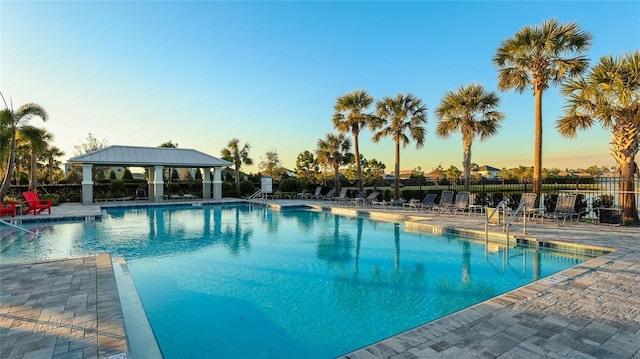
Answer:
xmin=1 ymin=199 xmax=639 ymax=358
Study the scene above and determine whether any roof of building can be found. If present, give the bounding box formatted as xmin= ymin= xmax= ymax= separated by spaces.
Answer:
xmin=68 ymin=145 xmax=232 ymax=167
xmin=477 ymin=165 xmax=501 ymax=172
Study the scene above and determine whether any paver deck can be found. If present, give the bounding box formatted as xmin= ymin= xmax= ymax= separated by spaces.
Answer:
xmin=1 ymin=200 xmax=639 ymax=358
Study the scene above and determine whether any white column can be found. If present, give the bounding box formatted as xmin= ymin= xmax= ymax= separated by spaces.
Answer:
xmin=202 ymin=167 xmax=212 ymax=199
xmin=81 ymin=164 xmax=93 ymax=204
xmin=212 ymin=167 xmax=222 ymax=199
xmin=154 ymin=165 xmax=164 ymax=202
xmin=147 ymin=167 xmax=155 ymax=200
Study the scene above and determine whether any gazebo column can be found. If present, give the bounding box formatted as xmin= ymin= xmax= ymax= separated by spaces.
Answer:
xmin=212 ymin=166 xmax=223 ymax=199
xmin=81 ymin=164 xmax=93 ymax=205
xmin=202 ymin=167 xmax=212 ymax=199
xmin=153 ymin=165 xmax=164 ymax=202
xmin=147 ymin=167 xmax=155 ymax=200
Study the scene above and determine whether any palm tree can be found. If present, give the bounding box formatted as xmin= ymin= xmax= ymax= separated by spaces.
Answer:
xmin=18 ymin=126 xmax=53 ymax=191
xmin=372 ymin=93 xmax=427 ymax=200
xmin=220 ymin=138 xmax=253 ymax=195
xmin=316 ymin=133 xmax=353 ymax=192
xmin=493 ymin=18 xmax=592 ymax=205
xmin=42 ymin=146 xmax=65 ymax=184
xmin=0 ymin=94 xmax=48 ymax=200
xmin=333 ymin=89 xmax=375 ymax=192
xmin=435 ymin=84 xmax=504 ymax=191
xmin=556 ymin=51 xmax=640 ymax=223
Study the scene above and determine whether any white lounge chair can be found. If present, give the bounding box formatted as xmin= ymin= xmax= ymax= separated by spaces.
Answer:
xmin=333 ymin=188 xmax=349 ymax=202
xmin=404 ymin=193 xmax=437 ymax=211
xmin=441 ymin=191 xmax=470 ymax=216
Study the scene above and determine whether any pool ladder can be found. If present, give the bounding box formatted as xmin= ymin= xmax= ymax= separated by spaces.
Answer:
xmin=485 ymin=201 xmax=529 ymax=244
xmin=0 ymin=218 xmax=39 ymax=243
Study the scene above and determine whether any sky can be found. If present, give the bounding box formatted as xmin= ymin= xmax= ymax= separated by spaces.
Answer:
xmin=1 ymin=1 xmax=638 ymax=174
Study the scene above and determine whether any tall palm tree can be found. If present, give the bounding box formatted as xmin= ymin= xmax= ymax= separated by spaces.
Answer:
xmin=435 ymin=84 xmax=504 ymax=191
xmin=18 ymin=126 xmax=53 ymax=191
xmin=493 ymin=18 xmax=592 ymax=205
xmin=333 ymin=89 xmax=375 ymax=192
xmin=556 ymin=51 xmax=640 ymax=223
xmin=42 ymin=146 xmax=65 ymax=184
xmin=316 ymin=133 xmax=353 ymax=192
xmin=372 ymin=93 xmax=427 ymax=200
xmin=0 ymin=94 xmax=48 ymax=200
xmin=220 ymin=138 xmax=253 ymax=195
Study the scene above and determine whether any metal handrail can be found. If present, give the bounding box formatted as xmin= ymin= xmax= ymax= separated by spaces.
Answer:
xmin=0 ymin=219 xmax=39 ymax=236
xmin=249 ymin=189 xmax=264 ymax=200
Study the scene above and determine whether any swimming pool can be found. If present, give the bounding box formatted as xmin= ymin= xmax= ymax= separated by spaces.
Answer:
xmin=0 ymin=204 xmax=590 ymax=358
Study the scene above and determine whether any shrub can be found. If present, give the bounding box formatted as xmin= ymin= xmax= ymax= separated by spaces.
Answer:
xmin=278 ymin=178 xmax=300 ymax=192
xmin=593 ymin=194 xmax=614 ymax=208
xmin=109 ymin=180 xmax=125 ymax=197
xmin=239 ymin=180 xmax=255 ymax=195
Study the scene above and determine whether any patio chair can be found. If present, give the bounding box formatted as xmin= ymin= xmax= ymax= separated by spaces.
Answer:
xmin=332 ymin=188 xmax=349 ymax=202
xmin=511 ymin=192 xmax=539 ymax=220
xmin=1 ymin=201 xmax=17 ymax=217
xmin=309 ymin=186 xmax=323 ymax=199
xmin=403 ymin=193 xmax=437 ymax=211
xmin=349 ymin=190 xmax=367 ymax=205
xmin=360 ymin=191 xmax=380 ymax=206
xmin=136 ymin=188 xmax=149 ymax=201
xmin=296 ymin=189 xmax=308 ymax=199
xmin=540 ymin=195 xmax=579 ymax=225
xmin=433 ymin=190 xmax=454 ymax=212
xmin=321 ymin=189 xmax=335 ymax=200
xmin=22 ymin=191 xmax=52 ymax=215
xmin=440 ymin=191 xmax=470 ymax=216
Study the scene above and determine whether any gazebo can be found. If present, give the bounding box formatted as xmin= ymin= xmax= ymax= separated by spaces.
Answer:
xmin=68 ymin=145 xmax=232 ymax=204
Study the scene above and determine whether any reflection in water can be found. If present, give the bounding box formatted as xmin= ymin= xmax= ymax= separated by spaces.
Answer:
xmin=220 ymin=206 xmax=253 ymax=255
xmin=316 ymin=215 xmax=353 ymax=266
xmin=462 ymin=240 xmax=471 ymax=285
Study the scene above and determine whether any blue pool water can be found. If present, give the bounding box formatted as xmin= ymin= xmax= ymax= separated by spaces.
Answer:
xmin=0 ymin=204 xmax=589 ymax=358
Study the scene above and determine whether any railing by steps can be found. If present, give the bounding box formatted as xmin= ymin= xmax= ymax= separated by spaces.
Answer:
xmin=0 ymin=218 xmax=39 ymax=236
xmin=484 ymin=200 xmax=530 ymax=245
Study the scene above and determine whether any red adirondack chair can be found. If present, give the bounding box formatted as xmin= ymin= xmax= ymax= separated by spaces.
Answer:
xmin=22 ymin=191 xmax=52 ymax=215
xmin=0 ymin=201 xmax=17 ymax=217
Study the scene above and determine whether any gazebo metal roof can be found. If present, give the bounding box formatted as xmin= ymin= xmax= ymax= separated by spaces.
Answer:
xmin=68 ymin=145 xmax=232 ymax=167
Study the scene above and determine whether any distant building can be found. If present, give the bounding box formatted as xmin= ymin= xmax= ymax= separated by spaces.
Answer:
xmin=475 ymin=165 xmax=501 ymax=179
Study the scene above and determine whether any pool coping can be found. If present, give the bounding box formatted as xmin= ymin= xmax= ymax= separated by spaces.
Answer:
xmin=1 ymin=200 xmax=639 ymax=358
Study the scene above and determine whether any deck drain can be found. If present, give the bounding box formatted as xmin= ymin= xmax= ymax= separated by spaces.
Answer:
xmin=541 ymin=274 xmax=569 ymax=285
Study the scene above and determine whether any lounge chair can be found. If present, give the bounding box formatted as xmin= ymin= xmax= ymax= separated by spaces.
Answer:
xmin=169 ymin=194 xmax=184 ymax=200
xmin=296 ymin=189 xmax=308 ymax=199
xmin=440 ymin=191 xmax=470 ymax=215
xmin=349 ymin=190 xmax=367 ymax=206
xmin=540 ymin=195 xmax=579 ymax=225
xmin=309 ymin=187 xmax=323 ymax=199
xmin=512 ymin=192 xmax=539 ymax=220
xmin=359 ymin=191 xmax=380 ymax=206
xmin=0 ymin=201 xmax=17 ymax=217
xmin=22 ymin=191 xmax=52 ymax=215
xmin=332 ymin=188 xmax=349 ymax=202
xmin=136 ymin=189 xmax=149 ymax=201
xmin=403 ymin=193 xmax=437 ymax=211
xmin=183 ymin=194 xmax=199 ymax=200
xmin=321 ymin=189 xmax=335 ymax=200
xmin=433 ymin=190 xmax=454 ymax=212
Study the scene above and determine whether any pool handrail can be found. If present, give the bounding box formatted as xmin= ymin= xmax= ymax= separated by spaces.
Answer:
xmin=0 ymin=218 xmax=39 ymax=236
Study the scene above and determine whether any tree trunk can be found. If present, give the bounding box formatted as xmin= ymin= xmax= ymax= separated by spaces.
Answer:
xmin=0 ymin=134 xmax=17 ymax=201
xmin=533 ymin=88 xmax=543 ymax=207
xmin=28 ymin=151 xmax=38 ymax=191
xmin=611 ymin=119 xmax=639 ymax=223
xmin=394 ymin=139 xmax=400 ymax=200
xmin=235 ymin=163 xmax=240 ymax=195
xmin=354 ymin=132 xmax=363 ymax=192
xmin=334 ymin=164 xmax=340 ymax=192
xmin=462 ymin=133 xmax=472 ymax=192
